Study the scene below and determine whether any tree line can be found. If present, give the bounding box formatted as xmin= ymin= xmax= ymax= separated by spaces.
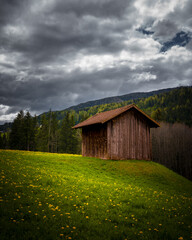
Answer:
xmin=0 ymin=86 xmax=191 ymax=180
xmin=49 ymin=86 xmax=192 ymax=127
xmin=0 ymin=110 xmax=81 ymax=154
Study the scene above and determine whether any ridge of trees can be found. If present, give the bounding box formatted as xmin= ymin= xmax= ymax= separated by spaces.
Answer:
xmin=64 ymin=87 xmax=175 ymax=112
xmin=50 ymin=86 xmax=192 ymax=126
xmin=0 ymin=86 xmax=191 ymax=153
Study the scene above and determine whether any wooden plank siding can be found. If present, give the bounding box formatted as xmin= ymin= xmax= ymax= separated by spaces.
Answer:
xmin=106 ymin=109 xmax=151 ymax=160
xmin=82 ymin=124 xmax=108 ymax=159
xmin=81 ymin=108 xmax=156 ymax=160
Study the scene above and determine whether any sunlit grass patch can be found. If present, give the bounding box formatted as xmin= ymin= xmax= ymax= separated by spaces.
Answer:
xmin=0 ymin=149 xmax=192 ymax=240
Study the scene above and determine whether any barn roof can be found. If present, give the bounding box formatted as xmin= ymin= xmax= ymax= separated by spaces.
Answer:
xmin=72 ymin=104 xmax=160 ymax=129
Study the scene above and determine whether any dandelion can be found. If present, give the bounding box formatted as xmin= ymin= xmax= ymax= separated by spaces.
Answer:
xmin=178 ymin=237 xmax=184 ymax=240
xmin=139 ymin=231 xmax=143 ymax=234
xmin=86 ymin=216 xmax=89 ymax=219
xmin=72 ymin=227 xmax=76 ymax=229
xmin=60 ymin=234 xmax=64 ymax=237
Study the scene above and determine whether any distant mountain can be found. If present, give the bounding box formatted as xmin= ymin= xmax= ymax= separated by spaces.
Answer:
xmin=65 ymin=87 xmax=176 ymax=112
xmin=0 ymin=86 xmax=191 ymax=132
xmin=51 ymin=86 xmax=192 ymax=126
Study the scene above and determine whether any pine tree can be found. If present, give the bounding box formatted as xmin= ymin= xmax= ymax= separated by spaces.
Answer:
xmin=23 ymin=112 xmax=38 ymax=151
xmin=10 ymin=110 xmax=25 ymax=150
xmin=50 ymin=112 xmax=59 ymax=153
xmin=2 ymin=133 xmax=8 ymax=149
xmin=24 ymin=112 xmax=32 ymax=151
xmin=36 ymin=114 xmax=49 ymax=152
xmin=0 ymin=134 xmax=3 ymax=149
xmin=59 ymin=112 xmax=78 ymax=154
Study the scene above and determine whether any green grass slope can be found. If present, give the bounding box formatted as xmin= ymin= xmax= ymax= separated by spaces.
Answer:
xmin=0 ymin=150 xmax=192 ymax=240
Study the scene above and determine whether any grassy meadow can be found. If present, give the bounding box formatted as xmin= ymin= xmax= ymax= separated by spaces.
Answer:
xmin=0 ymin=150 xmax=192 ymax=240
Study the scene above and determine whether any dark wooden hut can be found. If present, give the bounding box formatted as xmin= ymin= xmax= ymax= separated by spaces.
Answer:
xmin=73 ymin=104 xmax=160 ymax=160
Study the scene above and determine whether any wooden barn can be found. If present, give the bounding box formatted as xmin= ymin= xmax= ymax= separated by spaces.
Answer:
xmin=73 ymin=104 xmax=160 ymax=160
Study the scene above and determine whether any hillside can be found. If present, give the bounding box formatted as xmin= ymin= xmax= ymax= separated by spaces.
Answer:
xmin=65 ymin=87 xmax=175 ymax=112
xmin=0 ymin=150 xmax=192 ymax=240
xmin=0 ymin=86 xmax=191 ymax=133
xmin=52 ymin=86 xmax=192 ymax=126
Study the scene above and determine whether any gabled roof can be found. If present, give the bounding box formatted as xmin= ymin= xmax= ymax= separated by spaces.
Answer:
xmin=72 ymin=104 xmax=160 ymax=129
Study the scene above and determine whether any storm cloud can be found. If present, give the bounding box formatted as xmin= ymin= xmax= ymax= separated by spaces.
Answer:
xmin=0 ymin=0 xmax=192 ymax=124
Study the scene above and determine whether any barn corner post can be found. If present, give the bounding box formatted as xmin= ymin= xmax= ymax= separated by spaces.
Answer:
xmin=150 ymin=128 xmax=152 ymax=160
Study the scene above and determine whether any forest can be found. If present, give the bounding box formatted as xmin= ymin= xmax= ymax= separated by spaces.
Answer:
xmin=0 ymin=86 xmax=191 ymax=179
xmin=0 ymin=86 xmax=191 ymax=152
xmin=0 ymin=111 xmax=81 ymax=154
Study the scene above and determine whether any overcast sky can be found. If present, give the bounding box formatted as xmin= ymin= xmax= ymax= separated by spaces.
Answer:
xmin=0 ymin=0 xmax=192 ymax=124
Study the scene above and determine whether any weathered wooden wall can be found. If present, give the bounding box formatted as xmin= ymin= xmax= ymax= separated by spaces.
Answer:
xmin=82 ymin=124 xmax=107 ymax=159
xmin=81 ymin=109 xmax=152 ymax=160
xmin=151 ymin=122 xmax=192 ymax=180
xmin=107 ymin=109 xmax=151 ymax=160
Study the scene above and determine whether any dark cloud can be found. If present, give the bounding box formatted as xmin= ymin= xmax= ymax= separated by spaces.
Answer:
xmin=0 ymin=0 xmax=191 ymax=124
xmin=52 ymin=0 xmax=132 ymax=18
xmin=1 ymin=1 xmax=132 ymax=66
xmin=153 ymin=19 xmax=179 ymax=42
xmin=0 ymin=0 xmax=24 ymax=25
